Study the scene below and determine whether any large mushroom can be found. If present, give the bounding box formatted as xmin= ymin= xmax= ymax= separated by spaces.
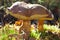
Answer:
xmin=7 ymin=1 xmax=54 ymax=40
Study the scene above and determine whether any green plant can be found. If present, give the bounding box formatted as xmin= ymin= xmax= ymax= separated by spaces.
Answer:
xmin=0 ymin=24 xmax=18 ymax=40
xmin=30 ymin=29 xmax=41 ymax=40
xmin=43 ymin=24 xmax=60 ymax=33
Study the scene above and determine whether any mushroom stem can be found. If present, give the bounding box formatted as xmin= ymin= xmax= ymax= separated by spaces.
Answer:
xmin=19 ymin=20 xmax=31 ymax=40
xmin=23 ymin=20 xmax=31 ymax=32
xmin=38 ymin=20 xmax=44 ymax=31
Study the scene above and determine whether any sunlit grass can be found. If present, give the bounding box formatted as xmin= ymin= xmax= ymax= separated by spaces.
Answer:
xmin=0 ymin=24 xmax=18 ymax=40
xmin=0 ymin=24 xmax=60 ymax=40
xmin=43 ymin=24 xmax=60 ymax=34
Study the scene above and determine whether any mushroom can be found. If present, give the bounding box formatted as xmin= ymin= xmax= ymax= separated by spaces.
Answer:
xmin=7 ymin=1 xmax=54 ymax=40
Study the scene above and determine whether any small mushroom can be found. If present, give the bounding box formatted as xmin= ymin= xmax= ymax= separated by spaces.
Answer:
xmin=7 ymin=1 xmax=54 ymax=40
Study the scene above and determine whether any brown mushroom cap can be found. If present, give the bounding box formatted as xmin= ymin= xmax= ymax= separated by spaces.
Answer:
xmin=8 ymin=1 xmax=54 ymax=20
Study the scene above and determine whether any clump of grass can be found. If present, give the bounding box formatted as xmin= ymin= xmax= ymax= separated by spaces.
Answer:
xmin=30 ymin=24 xmax=60 ymax=40
xmin=43 ymin=24 xmax=60 ymax=34
xmin=0 ymin=24 xmax=18 ymax=40
xmin=30 ymin=29 xmax=41 ymax=40
xmin=0 ymin=24 xmax=60 ymax=40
